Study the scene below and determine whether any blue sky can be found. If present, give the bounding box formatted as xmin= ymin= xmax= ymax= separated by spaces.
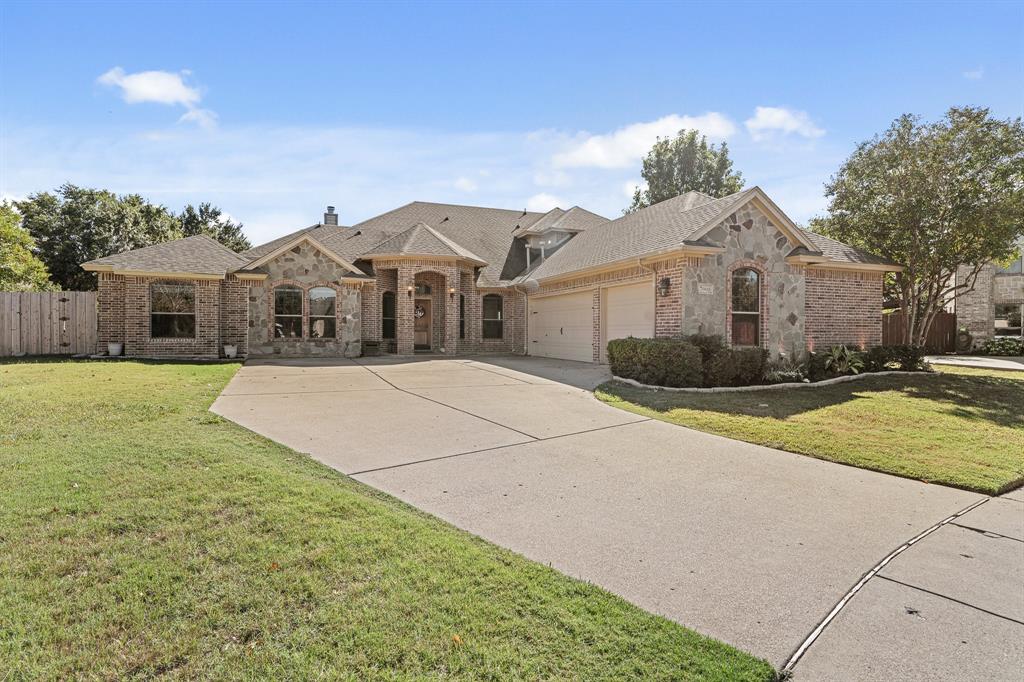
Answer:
xmin=2 ymin=0 xmax=1021 ymax=243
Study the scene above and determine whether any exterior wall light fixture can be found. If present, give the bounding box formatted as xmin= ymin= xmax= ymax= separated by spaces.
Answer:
xmin=448 ymin=287 xmax=456 ymax=299
xmin=657 ymin=277 xmax=671 ymax=297
xmin=406 ymin=285 xmax=414 ymax=297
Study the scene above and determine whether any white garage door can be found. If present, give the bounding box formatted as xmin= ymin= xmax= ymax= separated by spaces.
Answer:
xmin=529 ymin=291 xmax=594 ymax=362
xmin=602 ymin=282 xmax=654 ymax=362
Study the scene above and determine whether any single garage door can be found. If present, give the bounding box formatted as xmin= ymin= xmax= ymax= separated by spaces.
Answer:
xmin=601 ymin=282 xmax=654 ymax=362
xmin=529 ymin=291 xmax=594 ymax=362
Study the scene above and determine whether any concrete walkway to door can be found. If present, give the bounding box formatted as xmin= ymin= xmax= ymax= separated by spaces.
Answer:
xmin=211 ymin=355 xmax=1023 ymax=677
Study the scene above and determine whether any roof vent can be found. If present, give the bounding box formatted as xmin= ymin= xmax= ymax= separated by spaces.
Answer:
xmin=323 ymin=206 xmax=338 ymax=226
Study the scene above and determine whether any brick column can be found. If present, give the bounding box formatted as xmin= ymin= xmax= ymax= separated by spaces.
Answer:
xmin=396 ymin=265 xmax=415 ymax=355
xmin=444 ymin=267 xmax=459 ymax=354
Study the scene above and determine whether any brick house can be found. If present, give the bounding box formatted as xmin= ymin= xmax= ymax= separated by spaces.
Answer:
xmin=81 ymin=187 xmax=899 ymax=362
xmin=955 ymin=242 xmax=1024 ymax=347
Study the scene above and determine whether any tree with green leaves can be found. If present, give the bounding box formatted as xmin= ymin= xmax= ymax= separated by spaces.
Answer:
xmin=0 ymin=202 xmax=55 ymax=291
xmin=626 ymin=129 xmax=744 ymax=212
xmin=16 ymin=184 xmax=180 ymax=290
xmin=810 ymin=107 xmax=1024 ymax=346
xmin=179 ymin=202 xmax=251 ymax=252
xmin=16 ymin=185 xmax=250 ymax=290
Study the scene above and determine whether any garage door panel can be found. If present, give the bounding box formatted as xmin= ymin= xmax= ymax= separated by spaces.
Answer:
xmin=602 ymin=282 xmax=654 ymax=362
xmin=529 ymin=292 xmax=593 ymax=362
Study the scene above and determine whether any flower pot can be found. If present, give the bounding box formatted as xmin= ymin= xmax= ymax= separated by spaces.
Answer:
xmin=107 ymin=342 xmax=123 ymax=357
xmin=223 ymin=344 xmax=238 ymax=359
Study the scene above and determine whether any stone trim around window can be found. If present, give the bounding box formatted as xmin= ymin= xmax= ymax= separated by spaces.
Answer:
xmin=725 ymin=260 xmax=769 ymax=349
xmin=267 ymin=279 xmax=344 ymax=342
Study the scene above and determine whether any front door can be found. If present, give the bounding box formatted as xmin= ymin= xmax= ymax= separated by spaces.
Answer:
xmin=414 ymin=299 xmax=432 ymax=350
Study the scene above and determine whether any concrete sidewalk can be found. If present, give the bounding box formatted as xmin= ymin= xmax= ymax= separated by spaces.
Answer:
xmin=212 ymin=355 xmax=1023 ymax=677
xmin=928 ymin=355 xmax=1024 ymax=371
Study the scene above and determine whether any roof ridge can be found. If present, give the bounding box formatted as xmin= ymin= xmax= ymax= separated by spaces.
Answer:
xmin=407 ymin=199 xmax=543 ymax=216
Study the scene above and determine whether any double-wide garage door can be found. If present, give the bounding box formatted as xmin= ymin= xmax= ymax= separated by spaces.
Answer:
xmin=529 ymin=282 xmax=654 ymax=363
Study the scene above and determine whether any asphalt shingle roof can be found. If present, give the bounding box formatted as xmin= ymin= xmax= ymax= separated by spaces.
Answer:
xmin=84 ymin=191 xmax=895 ymax=283
xmin=362 ymin=221 xmax=486 ymax=263
xmin=799 ymin=229 xmax=897 ymax=266
xmin=335 ymin=201 xmax=551 ymax=286
xmin=82 ymin=235 xmax=248 ymax=275
xmin=526 ymin=190 xmax=756 ymax=281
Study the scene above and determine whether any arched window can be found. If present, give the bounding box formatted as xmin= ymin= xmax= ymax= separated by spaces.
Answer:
xmin=151 ymin=282 xmax=195 ymax=338
xmin=308 ymin=287 xmax=336 ymax=339
xmin=274 ymin=285 xmax=303 ymax=338
xmin=731 ymin=268 xmax=760 ymax=346
xmin=482 ymin=294 xmax=503 ymax=339
xmin=459 ymin=294 xmax=466 ymax=340
xmin=381 ymin=291 xmax=396 ymax=339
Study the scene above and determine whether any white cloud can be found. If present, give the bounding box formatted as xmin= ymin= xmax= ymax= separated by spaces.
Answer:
xmin=526 ymin=192 xmax=564 ymax=212
xmin=963 ymin=67 xmax=984 ymax=80
xmin=2 ymin=117 xmax=842 ymax=244
xmin=98 ymin=66 xmax=214 ymax=129
xmin=98 ymin=67 xmax=201 ymax=107
xmin=552 ymin=113 xmax=737 ymax=169
xmin=744 ymin=106 xmax=824 ymax=142
xmin=178 ymin=108 xmax=218 ymax=130
xmin=453 ymin=176 xmax=478 ymax=192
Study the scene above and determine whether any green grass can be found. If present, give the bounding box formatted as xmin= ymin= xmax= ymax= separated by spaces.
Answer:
xmin=0 ymin=359 xmax=773 ymax=681
xmin=597 ymin=366 xmax=1024 ymax=496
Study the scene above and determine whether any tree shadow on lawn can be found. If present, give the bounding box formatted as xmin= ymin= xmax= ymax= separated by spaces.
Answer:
xmin=600 ymin=370 xmax=1024 ymax=430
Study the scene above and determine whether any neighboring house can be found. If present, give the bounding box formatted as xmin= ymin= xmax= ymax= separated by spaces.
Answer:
xmin=955 ymin=240 xmax=1024 ymax=345
xmin=81 ymin=187 xmax=899 ymax=362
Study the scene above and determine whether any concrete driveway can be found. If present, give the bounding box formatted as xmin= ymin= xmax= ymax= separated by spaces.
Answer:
xmin=212 ymin=355 xmax=1023 ymax=677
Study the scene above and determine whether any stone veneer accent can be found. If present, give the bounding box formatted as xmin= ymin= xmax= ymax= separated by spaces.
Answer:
xmin=247 ymin=241 xmax=362 ymax=357
xmin=804 ymin=268 xmax=883 ymax=350
xmin=682 ymin=204 xmax=806 ymax=356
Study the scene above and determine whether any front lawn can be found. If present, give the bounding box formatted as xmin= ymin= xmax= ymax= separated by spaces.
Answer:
xmin=0 ymin=359 xmax=772 ymax=681
xmin=597 ymin=366 xmax=1024 ymax=495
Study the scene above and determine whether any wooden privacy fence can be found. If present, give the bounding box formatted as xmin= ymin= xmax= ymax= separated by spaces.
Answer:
xmin=0 ymin=291 xmax=98 ymax=357
xmin=882 ymin=310 xmax=957 ymax=352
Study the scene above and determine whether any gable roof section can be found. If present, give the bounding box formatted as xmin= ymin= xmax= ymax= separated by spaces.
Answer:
xmin=81 ymin=235 xmax=248 ymax=277
xmin=526 ymin=190 xmax=756 ymax=281
xmin=524 ymin=187 xmax=896 ymax=282
xmin=342 ymin=201 xmax=548 ymax=286
xmin=362 ymin=221 xmax=487 ymax=264
xmin=512 ymin=206 xmax=609 ymax=237
xmin=239 ymin=231 xmax=362 ymax=273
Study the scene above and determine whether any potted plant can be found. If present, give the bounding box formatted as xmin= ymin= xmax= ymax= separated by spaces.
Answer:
xmin=223 ymin=344 xmax=238 ymax=359
xmin=107 ymin=342 xmax=123 ymax=357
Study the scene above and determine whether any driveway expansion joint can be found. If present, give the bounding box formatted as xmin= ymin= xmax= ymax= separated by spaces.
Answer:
xmin=873 ymin=575 xmax=1024 ymax=626
xmin=353 ymin=359 xmax=540 ymax=441
xmin=781 ymin=496 xmax=991 ymax=675
xmin=347 ymin=418 xmax=653 ymax=477
xmin=948 ymin=521 xmax=1024 ymax=543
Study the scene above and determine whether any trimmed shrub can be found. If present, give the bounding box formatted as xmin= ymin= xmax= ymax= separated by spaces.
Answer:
xmin=707 ymin=346 xmax=769 ymax=387
xmin=805 ymin=351 xmax=831 ymax=381
xmin=681 ymin=333 xmax=726 ymax=385
xmin=862 ymin=345 xmax=895 ymax=372
xmin=978 ymin=336 xmax=1024 ymax=357
xmin=888 ymin=344 xmax=928 ymax=371
xmin=607 ymin=337 xmax=703 ymax=388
